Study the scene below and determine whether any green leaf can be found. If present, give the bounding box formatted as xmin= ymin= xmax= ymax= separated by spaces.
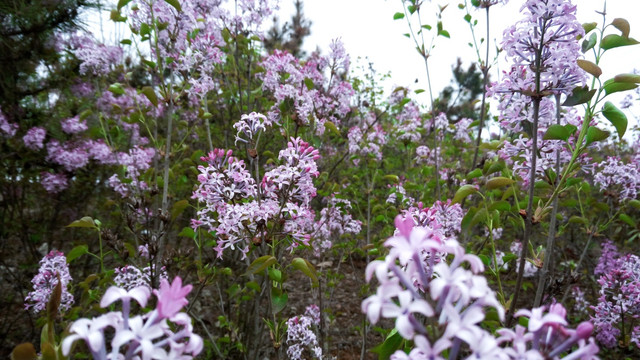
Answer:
xmin=470 ymin=208 xmax=488 ymax=228
xmin=438 ymin=29 xmax=450 ymax=38
xmin=110 ymin=9 xmax=127 ymax=22
xmin=453 ymin=184 xmax=478 ymax=204
xmin=466 ymin=168 xmax=483 ymax=180
xmin=569 ymin=216 xmax=588 ymax=225
xmin=178 ymin=227 xmax=196 ymax=238
xmin=543 ymin=124 xmax=570 ymax=141
xmin=383 ymin=174 xmax=400 ymax=183
xmin=117 ymin=0 xmax=132 ymax=10
xmin=581 ymin=32 xmax=597 ymax=53
xmin=140 ymin=23 xmax=151 ymax=36
xmin=108 ymin=83 xmax=125 ymax=96
xmin=576 ymin=59 xmax=602 ymax=78
xmin=629 ymin=199 xmax=640 ymax=209
xmin=619 ymin=214 xmax=636 ymax=227
xmin=171 ymin=199 xmax=189 ymax=221
xmin=268 ymin=268 xmax=283 ymax=283
xmin=582 ymin=22 xmax=597 ymax=35
xmin=141 ymin=86 xmax=158 ymax=107
xmin=478 ymin=254 xmax=490 ymax=266
xmin=600 ymin=34 xmax=639 ymax=50
xmin=270 ymin=287 xmax=288 ymax=314
xmin=562 ymin=86 xmax=596 ymax=106
xmin=486 ymin=177 xmax=515 ymax=190
xmin=393 ymin=12 xmax=405 ymax=20
xmin=291 ymin=258 xmax=318 ymax=286
xmin=11 ymin=343 xmax=37 ymax=360
xmin=603 ymin=78 xmax=638 ymax=96
xmin=585 ymin=126 xmax=609 ymax=145
xmin=303 ymin=77 xmax=314 ymax=90
xmin=120 ymin=39 xmax=132 ymax=45
xmin=67 ymin=245 xmax=89 ymax=263
xmin=464 ymin=14 xmax=472 ymax=23
xmin=614 ymin=73 xmax=640 ymax=83
xmin=489 ymin=201 xmax=511 ymax=212
xmin=164 ymin=0 xmax=182 ymax=12
xmin=324 ymin=121 xmax=340 ymax=136
xmin=244 ymin=255 xmax=277 ymax=276
xmin=602 ymin=101 xmax=627 ymax=138
xmin=67 ymin=216 xmax=97 ymax=229
xmin=611 ymin=18 xmax=630 ymax=38
xmin=40 ymin=343 xmax=56 ymax=360
xmin=371 ymin=329 xmax=403 ymax=360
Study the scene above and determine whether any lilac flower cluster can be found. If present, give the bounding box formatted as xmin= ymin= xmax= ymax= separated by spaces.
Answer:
xmin=25 ymin=250 xmax=74 ymax=314
xmin=193 ymin=123 xmax=325 ymax=258
xmin=593 ymin=157 xmax=640 ymax=203
xmin=286 ymin=304 xmax=323 ymax=360
xmin=362 ymin=215 xmax=598 ymax=359
xmin=591 ymin=240 xmax=640 ymax=348
xmin=68 ymin=33 xmax=123 ymax=76
xmin=394 ymin=100 xmax=423 ymax=143
xmin=414 ymin=145 xmax=442 ymax=167
xmin=61 ymin=115 xmax=88 ymax=134
xmin=233 ymin=112 xmax=273 ymax=145
xmin=489 ymin=0 xmax=585 ymax=98
xmin=258 ymin=40 xmax=353 ymax=135
xmin=40 ymin=172 xmax=69 ymax=194
xmin=0 ymin=108 xmax=18 ymax=137
xmin=347 ymin=111 xmax=386 ymax=165
xmin=62 ymin=277 xmax=202 ymax=359
xmin=314 ymin=196 xmax=362 ymax=253
xmin=23 ymin=127 xmax=46 ymax=150
xmin=114 ymin=264 xmax=168 ymax=291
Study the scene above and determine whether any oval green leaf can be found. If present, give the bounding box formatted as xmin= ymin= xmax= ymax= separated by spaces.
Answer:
xmin=585 ymin=126 xmax=610 ymax=145
xmin=244 ymin=255 xmax=277 ymax=276
xmin=453 ymin=184 xmax=478 ymax=204
xmin=486 ymin=177 xmax=515 ymax=190
xmin=602 ymin=101 xmax=627 ymax=138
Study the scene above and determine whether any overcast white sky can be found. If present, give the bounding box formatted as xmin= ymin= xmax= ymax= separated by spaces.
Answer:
xmin=280 ymin=0 xmax=640 ymax=105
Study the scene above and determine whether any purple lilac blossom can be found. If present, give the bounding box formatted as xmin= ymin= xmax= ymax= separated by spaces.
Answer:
xmin=62 ymin=276 xmax=202 ymax=359
xmin=286 ymin=307 xmax=323 ymax=360
xmin=591 ymin=241 xmax=640 ymax=349
xmin=362 ymin=215 xmax=599 ymax=358
xmin=61 ymin=115 xmax=88 ymax=134
xmin=23 ymin=127 xmax=46 ymax=150
xmin=0 ymin=109 xmax=18 ymax=137
xmin=25 ymin=250 xmax=74 ymax=313
xmin=41 ymin=172 xmax=69 ymax=193
xmin=593 ymin=156 xmax=640 ymax=202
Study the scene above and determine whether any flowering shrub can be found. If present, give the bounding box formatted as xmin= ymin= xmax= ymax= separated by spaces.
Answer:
xmin=4 ymin=0 xmax=640 ymax=358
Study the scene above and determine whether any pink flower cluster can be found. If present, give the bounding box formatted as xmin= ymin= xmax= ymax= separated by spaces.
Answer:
xmin=314 ymin=196 xmax=362 ymax=252
xmin=347 ymin=111 xmax=386 ymax=165
xmin=0 ymin=108 xmax=18 ymax=137
xmin=233 ymin=112 xmax=273 ymax=145
xmin=62 ymin=277 xmax=202 ymax=360
xmin=69 ymin=33 xmax=123 ymax=76
xmin=362 ymin=215 xmax=599 ymax=359
xmin=489 ymin=0 xmax=585 ymax=98
xmin=23 ymin=127 xmax=46 ymax=150
xmin=593 ymin=156 xmax=640 ymax=203
xmin=286 ymin=304 xmax=323 ymax=360
xmin=258 ymin=40 xmax=353 ymax=135
xmin=192 ymin=127 xmax=324 ymax=258
xmin=25 ymin=250 xmax=74 ymax=314
xmin=591 ymin=240 xmax=640 ymax=348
